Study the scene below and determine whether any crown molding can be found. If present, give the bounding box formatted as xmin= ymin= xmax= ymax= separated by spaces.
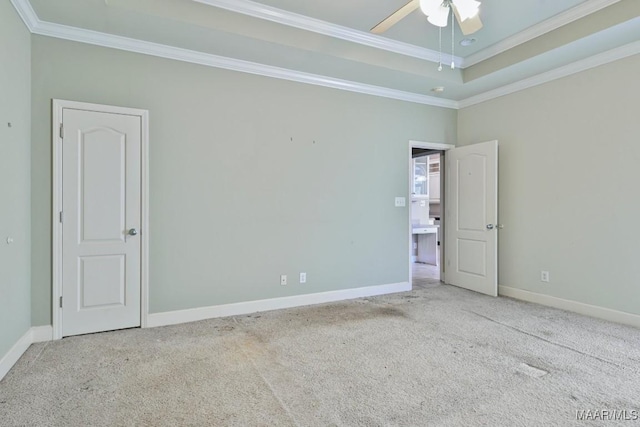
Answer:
xmin=26 ymin=17 xmax=458 ymax=109
xmin=16 ymin=0 xmax=616 ymax=73
xmin=9 ymin=0 xmax=457 ymax=108
xmin=458 ymin=39 xmax=640 ymax=108
xmin=463 ymin=0 xmax=622 ymax=67
xmin=9 ymin=0 xmax=38 ymax=31
xmin=193 ymin=0 xmax=464 ymax=68
xmin=8 ymin=0 xmax=636 ymax=112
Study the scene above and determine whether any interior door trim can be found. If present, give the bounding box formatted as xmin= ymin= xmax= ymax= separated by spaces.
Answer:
xmin=52 ymin=99 xmax=150 ymax=340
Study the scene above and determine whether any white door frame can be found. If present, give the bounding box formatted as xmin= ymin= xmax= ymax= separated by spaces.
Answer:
xmin=408 ymin=140 xmax=455 ymax=288
xmin=52 ymin=99 xmax=150 ymax=340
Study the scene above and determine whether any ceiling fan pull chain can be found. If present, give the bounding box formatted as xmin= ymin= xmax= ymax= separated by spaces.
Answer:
xmin=438 ymin=26 xmax=443 ymax=71
xmin=451 ymin=8 xmax=455 ymax=69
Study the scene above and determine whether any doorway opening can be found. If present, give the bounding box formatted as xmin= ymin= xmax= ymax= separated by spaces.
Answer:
xmin=409 ymin=141 xmax=454 ymax=290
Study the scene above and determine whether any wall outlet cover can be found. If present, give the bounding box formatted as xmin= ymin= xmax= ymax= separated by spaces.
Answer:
xmin=395 ymin=197 xmax=406 ymax=207
xmin=541 ymin=271 xmax=550 ymax=282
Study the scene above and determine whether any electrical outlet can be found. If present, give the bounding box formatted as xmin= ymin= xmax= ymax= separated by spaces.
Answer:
xmin=299 ymin=272 xmax=307 ymax=283
xmin=280 ymin=275 xmax=287 ymax=286
xmin=541 ymin=271 xmax=550 ymax=283
xmin=395 ymin=197 xmax=406 ymax=207
xmin=413 ymin=242 xmax=418 ymax=250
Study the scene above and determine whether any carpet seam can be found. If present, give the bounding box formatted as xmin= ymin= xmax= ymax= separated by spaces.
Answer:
xmin=233 ymin=330 xmax=302 ymax=427
xmin=466 ymin=310 xmax=635 ymax=372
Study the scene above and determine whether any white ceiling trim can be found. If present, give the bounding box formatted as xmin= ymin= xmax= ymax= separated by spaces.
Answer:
xmin=35 ymin=22 xmax=459 ymax=109
xmin=8 ymin=0 xmax=637 ymax=112
xmin=458 ymin=38 xmax=640 ymax=108
xmin=10 ymin=0 xmax=457 ymax=109
xmin=463 ymin=0 xmax=622 ymax=67
xmin=193 ymin=0 xmax=464 ymax=68
xmin=9 ymin=0 xmax=38 ymax=30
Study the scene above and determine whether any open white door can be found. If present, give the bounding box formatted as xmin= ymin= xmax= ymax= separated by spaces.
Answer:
xmin=445 ymin=140 xmax=498 ymax=296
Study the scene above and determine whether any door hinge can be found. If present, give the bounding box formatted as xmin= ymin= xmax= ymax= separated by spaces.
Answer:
xmin=59 ymin=211 xmax=64 ymax=223
xmin=59 ymin=296 xmax=63 ymax=308
xmin=59 ymin=124 xmax=64 ymax=139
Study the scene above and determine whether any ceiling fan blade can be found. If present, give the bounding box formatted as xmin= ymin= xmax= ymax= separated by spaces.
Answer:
xmin=371 ymin=0 xmax=420 ymax=34
xmin=452 ymin=5 xmax=483 ymax=35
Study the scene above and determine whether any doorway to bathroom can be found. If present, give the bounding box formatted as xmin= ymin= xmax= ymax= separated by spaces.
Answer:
xmin=409 ymin=141 xmax=452 ymax=289
xmin=409 ymin=139 xmax=499 ymax=296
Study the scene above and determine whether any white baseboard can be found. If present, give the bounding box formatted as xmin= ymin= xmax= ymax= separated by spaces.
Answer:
xmin=499 ymin=286 xmax=640 ymax=329
xmin=0 ymin=329 xmax=32 ymax=382
xmin=0 ymin=325 xmax=54 ymax=382
xmin=31 ymin=325 xmax=53 ymax=343
xmin=148 ymin=282 xmax=411 ymax=328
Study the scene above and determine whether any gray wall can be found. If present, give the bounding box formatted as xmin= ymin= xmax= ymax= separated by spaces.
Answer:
xmin=0 ymin=2 xmax=31 ymax=357
xmin=31 ymin=36 xmax=457 ymax=325
xmin=458 ymin=53 xmax=640 ymax=316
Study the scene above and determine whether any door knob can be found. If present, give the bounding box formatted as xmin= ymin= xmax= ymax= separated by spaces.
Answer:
xmin=486 ymin=224 xmax=494 ymax=230
xmin=128 ymin=228 xmax=138 ymax=236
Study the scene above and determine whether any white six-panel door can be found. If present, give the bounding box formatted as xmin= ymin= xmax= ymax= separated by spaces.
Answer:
xmin=61 ymin=108 xmax=142 ymax=337
xmin=445 ymin=140 xmax=498 ymax=296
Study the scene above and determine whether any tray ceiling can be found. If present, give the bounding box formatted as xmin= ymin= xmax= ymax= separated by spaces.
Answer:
xmin=15 ymin=0 xmax=640 ymax=107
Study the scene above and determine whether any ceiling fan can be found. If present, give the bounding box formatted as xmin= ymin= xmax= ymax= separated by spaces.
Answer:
xmin=371 ymin=0 xmax=483 ymax=36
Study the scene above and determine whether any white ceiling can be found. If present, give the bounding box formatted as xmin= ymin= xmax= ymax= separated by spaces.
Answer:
xmin=15 ymin=0 xmax=640 ymax=107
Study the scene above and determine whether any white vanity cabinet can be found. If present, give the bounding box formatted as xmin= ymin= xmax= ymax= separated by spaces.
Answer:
xmin=414 ymin=226 xmax=439 ymax=266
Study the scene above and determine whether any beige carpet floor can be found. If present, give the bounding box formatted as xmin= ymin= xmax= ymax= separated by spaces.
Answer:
xmin=1 ymin=266 xmax=639 ymax=426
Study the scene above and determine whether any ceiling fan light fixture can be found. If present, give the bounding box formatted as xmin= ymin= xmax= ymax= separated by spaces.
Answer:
xmin=426 ymin=5 xmax=450 ymax=27
xmin=419 ymin=0 xmax=442 ymax=16
xmin=452 ymin=0 xmax=480 ymax=21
